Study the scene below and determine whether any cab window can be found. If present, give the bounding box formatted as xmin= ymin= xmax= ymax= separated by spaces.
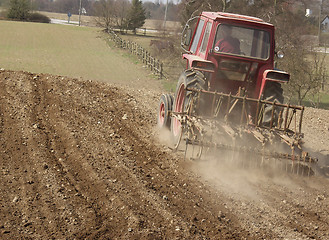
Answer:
xmin=214 ymin=24 xmax=271 ymax=60
xmin=190 ymin=19 xmax=205 ymax=53
xmin=200 ymin=22 xmax=212 ymax=53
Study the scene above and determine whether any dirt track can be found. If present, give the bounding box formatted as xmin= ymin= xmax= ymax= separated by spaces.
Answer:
xmin=0 ymin=69 xmax=329 ymax=239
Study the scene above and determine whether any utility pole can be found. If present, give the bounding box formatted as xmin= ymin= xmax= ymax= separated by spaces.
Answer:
xmin=274 ymin=0 xmax=277 ymax=17
xmin=79 ymin=0 xmax=82 ymax=26
xmin=30 ymin=0 xmax=34 ymax=12
xmin=318 ymin=0 xmax=323 ymax=47
xmin=163 ymin=0 xmax=169 ymax=30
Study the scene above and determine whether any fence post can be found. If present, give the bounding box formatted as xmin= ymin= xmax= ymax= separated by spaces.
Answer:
xmin=160 ymin=62 xmax=163 ymax=79
xmin=107 ymin=31 xmax=165 ymax=79
xmin=146 ymin=52 xmax=149 ymax=67
xmin=142 ymin=49 xmax=145 ymax=63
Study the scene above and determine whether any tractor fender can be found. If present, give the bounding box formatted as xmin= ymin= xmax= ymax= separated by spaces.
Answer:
xmin=183 ymin=54 xmax=215 ymax=73
xmin=258 ymin=69 xmax=290 ymax=98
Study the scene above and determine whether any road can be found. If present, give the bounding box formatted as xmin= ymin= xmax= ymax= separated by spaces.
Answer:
xmin=51 ymin=18 xmax=79 ymax=25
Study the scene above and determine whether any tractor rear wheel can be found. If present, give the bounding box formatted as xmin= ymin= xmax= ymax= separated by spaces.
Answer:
xmin=262 ymin=81 xmax=284 ymax=127
xmin=157 ymin=93 xmax=173 ymax=129
xmin=171 ymin=70 xmax=206 ymax=148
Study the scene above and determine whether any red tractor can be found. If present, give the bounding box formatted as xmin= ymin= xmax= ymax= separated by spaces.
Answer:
xmin=158 ymin=12 xmax=317 ymax=174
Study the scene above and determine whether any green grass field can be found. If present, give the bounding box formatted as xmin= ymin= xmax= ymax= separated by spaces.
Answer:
xmin=0 ymin=20 xmax=160 ymax=87
xmin=1 ymin=20 xmax=327 ymax=106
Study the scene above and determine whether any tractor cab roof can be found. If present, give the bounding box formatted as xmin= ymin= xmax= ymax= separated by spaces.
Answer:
xmin=201 ymin=11 xmax=274 ymax=28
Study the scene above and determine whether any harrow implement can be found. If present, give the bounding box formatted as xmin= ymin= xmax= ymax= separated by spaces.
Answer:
xmin=170 ymin=88 xmax=317 ymax=175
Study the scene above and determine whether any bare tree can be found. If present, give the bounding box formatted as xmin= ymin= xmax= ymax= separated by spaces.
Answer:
xmin=114 ymin=0 xmax=130 ymax=32
xmin=93 ymin=0 xmax=116 ymax=31
xmin=272 ymin=1 xmax=327 ymax=105
xmin=280 ymin=47 xmax=327 ymax=105
xmin=180 ymin=0 xmax=227 ymax=24
xmin=52 ymin=0 xmax=76 ymax=14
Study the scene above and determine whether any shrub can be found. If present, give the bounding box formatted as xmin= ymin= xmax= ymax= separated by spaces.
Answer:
xmin=7 ymin=0 xmax=30 ymax=21
xmin=28 ymin=12 xmax=51 ymax=23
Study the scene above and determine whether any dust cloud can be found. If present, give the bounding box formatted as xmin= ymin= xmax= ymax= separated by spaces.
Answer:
xmin=156 ymin=127 xmax=174 ymax=147
xmin=189 ymin=146 xmax=299 ymax=202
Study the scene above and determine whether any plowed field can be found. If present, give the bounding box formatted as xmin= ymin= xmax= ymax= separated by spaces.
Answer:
xmin=1 ymin=69 xmax=329 ymax=240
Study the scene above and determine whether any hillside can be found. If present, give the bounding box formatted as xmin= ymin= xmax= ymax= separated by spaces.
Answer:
xmin=0 ymin=69 xmax=328 ymax=239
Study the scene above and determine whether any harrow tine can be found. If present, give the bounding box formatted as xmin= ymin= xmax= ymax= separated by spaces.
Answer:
xmin=184 ymin=137 xmax=188 ymax=160
xmin=211 ymin=91 xmax=217 ymax=116
xmin=240 ymin=96 xmax=246 ymax=125
xmin=285 ymin=154 xmax=288 ymax=173
xmin=231 ymin=138 xmax=237 ymax=164
xmin=284 ymin=104 xmax=290 ymax=131
xmin=291 ymin=147 xmax=295 ymax=173
xmin=299 ymin=107 xmax=304 ymax=134
xmin=225 ymin=94 xmax=231 ymax=122
xmin=302 ymin=153 xmax=305 ymax=176
xmin=270 ymin=101 xmax=275 ymax=128
xmin=261 ymin=144 xmax=265 ymax=167
xmin=308 ymin=155 xmax=312 ymax=177
xmin=197 ymin=141 xmax=203 ymax=159
xmin=191 ymin=139 xmax=195 ymax=159
xmin=255 ymin=98 xmax=261 ymax=127
xmin=297 ymin=155 xmax=300 ymax=175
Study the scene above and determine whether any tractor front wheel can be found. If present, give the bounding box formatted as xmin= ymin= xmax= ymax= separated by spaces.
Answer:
xmin=262 ymin=81 xmax=284 ymax=127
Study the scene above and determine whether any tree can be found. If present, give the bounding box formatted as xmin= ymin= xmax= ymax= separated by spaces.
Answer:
xmin=280 ymin=48 xmax=326 ymax=105
xmin=126 ymin=0 xmax=146 ymax=34
xmin=271 ymin=2 xmax=326 ymax=105
xmin=52 ymin=0 xmax=77 ymax=14
xmin=93 ymin=0 xmax=116 ymax=31
xmin=7 ymin=0 xmax=30 ymax=20
xmin=0 ymin=0 xmax=10 ymax=7
xmin=114 ymin=0 xmax=130 ymax=32
xmin=180 ymin=0 xmax=227 ymax=24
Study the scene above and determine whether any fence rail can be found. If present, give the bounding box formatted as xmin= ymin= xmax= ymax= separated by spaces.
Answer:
xmin=108 ymin=31 xmax=164 ymax=79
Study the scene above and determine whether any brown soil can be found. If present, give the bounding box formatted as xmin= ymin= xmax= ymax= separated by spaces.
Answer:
xmin=0 ymin=69 xmax=328 ymax=239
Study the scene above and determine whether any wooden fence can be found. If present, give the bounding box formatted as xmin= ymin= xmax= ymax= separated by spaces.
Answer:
xmin=108 ymin=31 xmax=164 ymax=79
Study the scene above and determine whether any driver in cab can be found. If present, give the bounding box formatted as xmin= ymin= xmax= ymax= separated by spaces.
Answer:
xmin=214 ymin=25 xmax=240 ymax=54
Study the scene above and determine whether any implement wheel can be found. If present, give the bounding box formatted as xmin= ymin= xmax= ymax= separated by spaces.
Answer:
xmin=171 ymin=70 xmax=206 ymax=148
xmin=157 ymin=93 xmax=173 ymax=129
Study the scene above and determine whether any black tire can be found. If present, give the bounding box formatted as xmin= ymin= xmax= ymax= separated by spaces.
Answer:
xmin=262 ymin=81 xmax=284 ymax=127
xmin=157 ymin=93 xmax=173 ymax=129
xmin=185 ymin=70 xmax=207 ymax=115
xmin=171 ymin=70 xmax=206 ymax=147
